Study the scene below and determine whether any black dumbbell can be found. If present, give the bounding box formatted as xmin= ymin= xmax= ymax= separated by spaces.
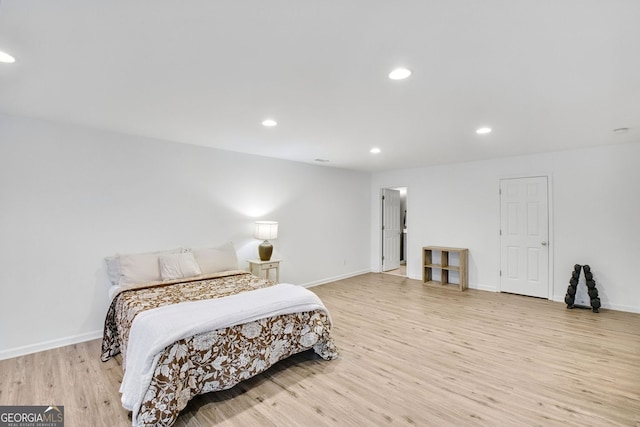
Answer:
xmin=565 ymin=295 xmax=575 ymax=306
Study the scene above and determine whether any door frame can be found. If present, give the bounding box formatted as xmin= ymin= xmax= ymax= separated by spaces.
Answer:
xmin=381 ymin=188 xmax=401 ymax=272
xmin=380 ymin=186 xmax=408 ymax=274
xmin=498 ymin=173 xmax=554 ymax=300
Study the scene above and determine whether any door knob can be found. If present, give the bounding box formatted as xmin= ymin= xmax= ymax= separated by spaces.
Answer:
xmin=541 ymin=241 xmax=548 ymax=246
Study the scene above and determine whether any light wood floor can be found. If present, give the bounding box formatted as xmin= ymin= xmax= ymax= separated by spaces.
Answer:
xmin=383 ymin=264 xmax=407 ymax=277
xmin=1 ymin=273 xmax=639 ymax=426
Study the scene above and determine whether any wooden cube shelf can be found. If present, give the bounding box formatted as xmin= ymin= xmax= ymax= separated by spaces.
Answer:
xmin=422 ymin=246 xmax=468 ymax=291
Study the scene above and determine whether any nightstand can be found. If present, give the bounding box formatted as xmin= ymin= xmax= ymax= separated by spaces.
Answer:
xmin=248 ymin=259 xmax=281 ymax=283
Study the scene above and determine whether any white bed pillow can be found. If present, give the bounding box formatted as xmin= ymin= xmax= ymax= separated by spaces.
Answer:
xmin=118 ymin=252 xmax=163 ymax=286
xmin=105 ymin=256 xmax=121 ymax=286
xmin=192 ymin=242 xmax=238 ymax=274
xmin=114 ymin=248 xmax=183 ymax=287
xmin=159 ymin=252 xmax=202 ymax=281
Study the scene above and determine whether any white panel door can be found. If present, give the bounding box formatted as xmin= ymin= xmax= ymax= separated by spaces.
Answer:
xmin=500 ymin=177 xmax=549 ymax=298
xmin=382 ymin=188 xmax=401 ymax=271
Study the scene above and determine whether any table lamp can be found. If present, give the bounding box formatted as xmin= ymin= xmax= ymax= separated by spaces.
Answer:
xmin=254 ymin=221 xmax=278 ymax=261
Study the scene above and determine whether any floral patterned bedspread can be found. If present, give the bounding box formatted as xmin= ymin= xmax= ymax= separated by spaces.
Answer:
xmin=101 ymin=271 xmax=337 ymax=427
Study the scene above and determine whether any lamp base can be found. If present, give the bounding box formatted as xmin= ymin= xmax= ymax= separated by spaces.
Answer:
xmin=258 ymin=241 xmax=273 ymax=261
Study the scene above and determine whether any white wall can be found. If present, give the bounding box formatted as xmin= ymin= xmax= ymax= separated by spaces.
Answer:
xmin=371 ymin=142 xmax=640 ymax=313
xmin=0 ymin=113 xmax=371 ymax=359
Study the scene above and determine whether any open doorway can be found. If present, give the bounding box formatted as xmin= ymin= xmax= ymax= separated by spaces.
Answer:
xmin=381 ymin=187 xmax=407 ymax=277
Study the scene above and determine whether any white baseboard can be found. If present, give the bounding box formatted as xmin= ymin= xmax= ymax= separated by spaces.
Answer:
xmin=301 ymin=269 xmax=371 ymax=288
xmin=551 ymin=295 xmax=640 ymax=314
xmin=0 ymin=271 xmax=372 ymax=360
xmin=3 ymin=274 xmax=636 ymax=361
xmin=473 ymin=283 xmax=498 ymax=292
xmin=0 ymin=330 xmax=103 ymax=361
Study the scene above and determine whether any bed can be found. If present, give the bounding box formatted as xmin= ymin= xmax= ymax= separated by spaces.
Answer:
xmin=100 ymin=244 xmax=337 ymax=427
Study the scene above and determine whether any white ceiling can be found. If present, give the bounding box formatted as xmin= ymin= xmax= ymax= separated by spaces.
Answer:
xmin=0 ymin=1 xmax=638 ymax=172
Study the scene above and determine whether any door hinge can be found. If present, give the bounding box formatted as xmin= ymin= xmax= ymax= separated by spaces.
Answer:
xmin=382 ymin=195 xmax=385 ymax=200
xmin=499 ymin=229 xmax=502 ymax=235
xmin=382 ymin=225 xmax=385 ymax=230
xmin=499 ymin=188 xmax=502 ymax=195
xmin=500 ymin=270 xmax=502 ymax=277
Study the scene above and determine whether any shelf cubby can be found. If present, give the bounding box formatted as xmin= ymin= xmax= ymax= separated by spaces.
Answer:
xmin=422 ymin=246 xmax=468 ymax=291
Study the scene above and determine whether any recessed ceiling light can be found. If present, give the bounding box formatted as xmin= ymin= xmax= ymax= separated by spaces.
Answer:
xmin=262 ymin=119 xmax=277 ymax=127
xmin=370 ymin=147 xmax=381 ymax=154
xmin=0 ymin=50 xmax=15 ymax=63
xmin=476 ymin=127 xmax=492 ymax=135
xmin=388 ymin=68 xmax=411 ymax=80
xmin=613 ymin=127 xmax=629 ymax=134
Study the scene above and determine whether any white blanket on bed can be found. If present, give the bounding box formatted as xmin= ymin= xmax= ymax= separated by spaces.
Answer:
xmin=121 ymin=283 xmax=329 ymax=425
